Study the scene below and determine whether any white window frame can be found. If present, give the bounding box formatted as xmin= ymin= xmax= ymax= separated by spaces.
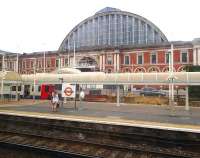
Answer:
xmin=181 ymin=50 xmax=188 ymax=63
xmin=150 ymin=52 xmax=157 ymax=64
xmin=137 ymin=53 xmax=143 ymax=65
xmin=124 ymin=55 xmax=130 ymax=65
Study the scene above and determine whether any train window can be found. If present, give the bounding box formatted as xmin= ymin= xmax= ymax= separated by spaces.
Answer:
xmin=12 ymin=86 xmax=16 ymax=91
xmin=89 ymin=90 xmax=101 ymax=95
xmin=45 ymin=86 xmax=49 ymax=92
xmin=32 ymin=86 xmax=34 ymax=92
xmin=38 ymin=86 xmax=41 ymax=92
xmin=18 ymin=86 xmax=21 ymax=91
xmin=55 ymin=84 xmax=62 ymax=90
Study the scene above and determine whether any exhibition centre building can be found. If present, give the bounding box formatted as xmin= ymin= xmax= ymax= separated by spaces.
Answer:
xmin=0 ymin=7 xmax=200 ymax=74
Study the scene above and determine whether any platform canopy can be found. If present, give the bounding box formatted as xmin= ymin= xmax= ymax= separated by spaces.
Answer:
xmin=0 ymin=71 xmax=22 ymax=82
xmin=21 ymin=72 xmax=200 ymax=85
xmin=51 ymin=68 xmax=81 ymax=74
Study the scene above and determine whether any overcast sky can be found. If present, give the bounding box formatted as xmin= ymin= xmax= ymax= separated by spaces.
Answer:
xmin=0 ymin=0 xmax=199 ymax=53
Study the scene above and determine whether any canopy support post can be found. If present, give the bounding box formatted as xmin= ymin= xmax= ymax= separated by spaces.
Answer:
xmin=185 ymin=86 xmax=189 ymax=111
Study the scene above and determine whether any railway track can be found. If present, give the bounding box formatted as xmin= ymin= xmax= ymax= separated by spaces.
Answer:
xmin=0 ymin=114 xmax=199 ymax=157
xmin=0 ymin=130 xmax=198 ymax=158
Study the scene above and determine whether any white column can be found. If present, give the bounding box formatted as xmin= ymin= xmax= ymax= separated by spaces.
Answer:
xmin=16 ymin=53 xmax=19 ymax=73
xmin=2 ymin=55 xmax=5 ymax=71
xmin=185 ymin=86 xmax=189 ymax=111
xmin=117 ymin=53 xmax=120 ymax=72
xmin=197 ymin=48 xmax=200 ymax=65
xmin=114 ymin=54 xmax=116 ymax=72
xmin=171 ymin=44 xmax=174 ymax=103
xmin=33 ymin=58 xmax=36 ymax=102
xmin=43 ymin=51 xmax=46 ymax=73
xmin=99 ymin=55 xmax=102 ymax=71
xmin=102 ymin=54 xmax=105 ymax=71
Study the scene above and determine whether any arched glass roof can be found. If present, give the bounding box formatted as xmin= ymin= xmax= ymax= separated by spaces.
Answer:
xmin=59 ymin=7 xmax=168 ymax=51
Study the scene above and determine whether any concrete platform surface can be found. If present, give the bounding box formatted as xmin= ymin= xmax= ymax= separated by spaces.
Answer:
xmin=0 ymin=100 xmax=200 ymax=132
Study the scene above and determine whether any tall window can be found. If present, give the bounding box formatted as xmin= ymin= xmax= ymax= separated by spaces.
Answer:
xmin=181 ymin=50 xmax=188 ymax=63
xmin=151 ymin=53 xmax=157 ymax=64
xmin=38 ymin=60 xmax=42 ymax=68
xmin=47 ymin=59 xmax=51 ymax=67
xmin=23 ymin=61 xmax=26 ymax=69
xmin=107 ymin=55 xmax=112 ymax=65
xmin=165 ymin=52 xmax=170 ymax=64
xmin=124 ymin=55 xmax=130 ymax=65
xmin=65 ymin=58 xmax=68 ymax=66
xmin=56 ymin=59 xmax=59 ymax=68
xmin=137 ymin=54 xmax=143 ymax=64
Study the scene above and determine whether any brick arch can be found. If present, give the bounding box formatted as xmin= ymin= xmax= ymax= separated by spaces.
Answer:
xmin=177 ymin=65 xmax=186 ymax=72
xmin=162 ymin=66 xmax=176 ymax=72
xmin=123 ymin=67 xmax=132 ymax=73
xmin=106 ymin=68 xmax=112 ymax=73
xmin=148 ymin=66 xmax=160 ymax=72
xmin=134 ymin=67 xmax=146 ymax=73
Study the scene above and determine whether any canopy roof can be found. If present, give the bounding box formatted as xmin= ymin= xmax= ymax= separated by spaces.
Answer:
xmin=52 ymin=68 xmax=81 ymax=74
xmin=22 ymin=72 xmax=200 ymax=86
xmin=0 ymin=71 xmax=21 ymax=81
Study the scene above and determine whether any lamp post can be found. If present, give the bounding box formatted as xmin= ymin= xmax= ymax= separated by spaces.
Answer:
xmin=168 ymin=43 xmax=174 ymax=106
xmin=33 ymin=58 xmax=36 ymax=102
xmin=73 ymin=39 xmax=76 ymax=67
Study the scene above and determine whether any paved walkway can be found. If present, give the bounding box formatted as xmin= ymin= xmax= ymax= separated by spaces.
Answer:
xmin=0 ymin=100 xmax=200 ymax=131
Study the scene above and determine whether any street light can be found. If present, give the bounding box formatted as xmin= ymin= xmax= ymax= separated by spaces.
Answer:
xmin=168 ymin=43 xmax=174 ymax=106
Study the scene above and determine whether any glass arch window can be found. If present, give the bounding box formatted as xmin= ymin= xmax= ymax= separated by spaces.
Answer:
xmin=59 ymin=7 xmax=168 ymax=51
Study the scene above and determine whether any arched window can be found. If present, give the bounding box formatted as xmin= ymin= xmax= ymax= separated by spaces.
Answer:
xmin=148 ymin=66 xmax=160 ymax=72
xmin=134 ymin=67 xmax=146 ymax=73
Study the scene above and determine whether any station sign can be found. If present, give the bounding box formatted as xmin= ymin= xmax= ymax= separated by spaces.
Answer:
xmin=62 ymin=83 xmax=76 ymax=98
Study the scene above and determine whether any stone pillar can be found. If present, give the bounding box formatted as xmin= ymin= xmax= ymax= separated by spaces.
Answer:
xmin=197 ymin=48 xmax=200 ymax=65
xmin=192 ymin=38 xmax=200 ymax=65
xmin=102 ymin=54 xmax=105 ymax=72
xmin=114 ymin=54 xmax=116 ymax=72
xmin=116 ymin=53 xmax=120 ymax=72
xmin=99 ymin=55 xmax=102 ymax=71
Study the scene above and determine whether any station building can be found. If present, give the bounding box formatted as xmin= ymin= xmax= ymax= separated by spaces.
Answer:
xmin=1 ymin=7 xmax=200 ymax=74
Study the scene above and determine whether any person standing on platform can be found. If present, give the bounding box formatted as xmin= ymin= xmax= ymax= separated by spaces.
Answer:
xmin=79 ymin=89 xmax=85 ymax=105
xmin=51 ymin=91 xmax=59 ymax=112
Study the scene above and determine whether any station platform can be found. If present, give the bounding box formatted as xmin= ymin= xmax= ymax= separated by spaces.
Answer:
xmin=0 ymin=99 xmax=200 ymax=132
